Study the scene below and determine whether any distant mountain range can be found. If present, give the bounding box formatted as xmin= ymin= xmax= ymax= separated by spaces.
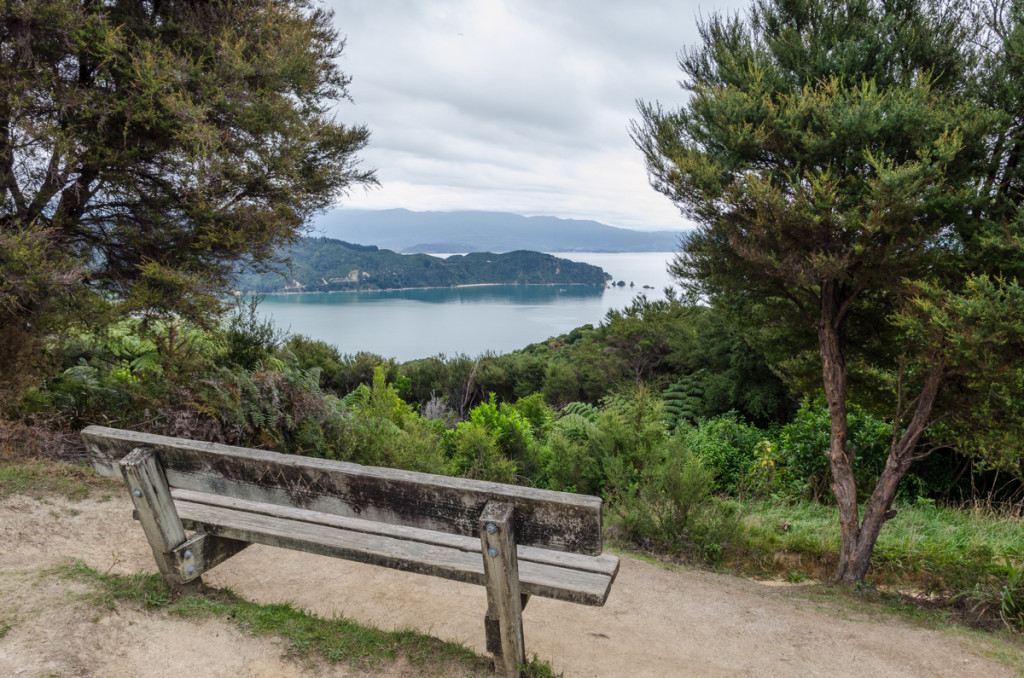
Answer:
xmin=311 ymin=209 xmax=685 ymax=253
xmin=235 ymin=238 xmax=609 ymax=293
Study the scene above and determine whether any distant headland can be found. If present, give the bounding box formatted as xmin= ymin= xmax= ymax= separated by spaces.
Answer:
xmin=235 ymin=238 xmax=610 ymax=293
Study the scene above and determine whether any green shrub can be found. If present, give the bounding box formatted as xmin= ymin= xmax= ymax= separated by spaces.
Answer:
xmin=606 ymin=436 xmax=742 ymax=564
xmin=442 ymin=394 xmax=551 ymax=483
xmin=680 ymin=414 xmax=766 ymax=496
xmin=22 ymin=364 xmax=134 ymax=429
xmin=543 ymin=413 xmax=606 ymax=495
xmin=998 ymin=561 xmax=1024 ymax=631
xmin=444 ymin=422 xmax=518 ymax=483
xmin=282 ymin=335 xmax=344 ymax=390
xmin=223 ymin=296 xmax=287 ymax=370
xmin=596 ymin=384 xmax=667 ymax=475
xmin=542 ymin=359 xmax=580 ymax=406
xmin=333 ymin=351 xmax=398 ymax=396
xmin=775 ymin=397 xmax=894 ymax=501
xmin=508 ymin=393 xmax=554 ymax=439
xmin=336 ymin=366 xmax=449 ymax=473
xmin=662 ymin=374 xmax=705 ymax=430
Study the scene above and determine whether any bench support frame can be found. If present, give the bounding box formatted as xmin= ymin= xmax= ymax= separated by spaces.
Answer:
xmin=120 ymin=448 xmax=200 ymax=593
xmin=479 ymin=501 xmax=526 ymax=676
xmin=121 ymin=449 xmax=537 ymax=677
xmin=90 ymin=429 xmax=620 ymax=678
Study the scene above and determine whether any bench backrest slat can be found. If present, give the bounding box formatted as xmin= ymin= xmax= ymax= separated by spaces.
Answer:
xmin=82 ymin=425 xmax=603 ymax=555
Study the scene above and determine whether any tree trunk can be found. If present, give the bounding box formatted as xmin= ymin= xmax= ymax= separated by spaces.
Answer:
xmin=816 ymin=281 xmax=861 ymax=583
xmin=835 ymin=365 xmax=945 ymax=583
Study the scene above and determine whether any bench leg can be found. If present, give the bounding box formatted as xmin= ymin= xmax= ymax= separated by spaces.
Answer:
xmin=120 ymin=447 xmax=199 ymax=593
xmin=479 ymin=501 xmax=525 ymax=678
xmin=485 ymin=594 xmax=530 ymax=657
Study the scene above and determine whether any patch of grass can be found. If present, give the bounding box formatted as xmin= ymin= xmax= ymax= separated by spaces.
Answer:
xmin=739 ymin=499 xmax=1021 ymax=588
xmin=55 ymin=560 xmax=560 ymax=677
xmin=54 ymin=560 xmax=172 ymax=610
xmin=0 ymin=619 xmax=12 ymax=638
xmin=0 ymin=459 xmax=117 ymax=502
xmin=173 ymin=593 xmax=489 ymax=673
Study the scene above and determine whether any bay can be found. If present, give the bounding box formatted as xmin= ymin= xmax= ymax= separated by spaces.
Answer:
xmin=256 ymin=252 xmax=677 ymax=362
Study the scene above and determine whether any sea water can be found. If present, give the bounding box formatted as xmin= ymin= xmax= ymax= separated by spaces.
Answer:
xmin=256 ymin=252 xmax=677 ymax=362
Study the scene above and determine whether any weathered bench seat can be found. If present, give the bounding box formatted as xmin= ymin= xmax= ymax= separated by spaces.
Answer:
xmin=172 ymin=489 xmax=619 ymax=604
xmin=82 ymin=425 xmax=618 ymax=677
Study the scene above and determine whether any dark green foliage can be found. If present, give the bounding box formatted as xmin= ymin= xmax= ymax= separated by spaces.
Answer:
xmin=600 ymin=294 xmax=686 ymax=384
xmin=441 ymin=394 xmax=550 ymax=483
xmin=398 ymin=353 xmax=481 ymax=417
xmin=520 ymin=296 xmax=793 ymax=421
xmin=444 ymin=422 xmax=518 ymax=483
xmin=543 ymin=433 xmax=604 ymax=496
xmin=223 ymin=296 xmax=288 ymax=371
xmin=333 ymin=352 xmax=399 ymax=397
xmin=999 ymin=562 xmax=1024 ymax=632
xmin=541 ymin=358 xmax=582 ymax=406
xmin=679 ymin=414 xmax=767 ymax=496
xmin=25 ymin=364 xmax=134 ymax=431
xmin=0 ymin=224 xmax=84 ymax=407
xmin=775 ymin=398 xmax=894 ymax=502
xmin=632 ymin=0 xmax=1024 ymax=582
xmin=281 ymin=334 xmax=345 ymax=390
xmin=336 ymin=368 xmax=449 ymax=474
xmin=608 ymin=436 xmax=742 ymax=564
xmin=384 ymin=293 xmax=792 ymax=424
xmin=235 ymin=238 xmax=607 ymax=292
xmin=1 ymin=0 xmax=374 ymax=334
xmin=188 ymin=366 xmax=346 ymax=456
xmin=560 ymin=401 xmax=601 ymax=424
xmin=598 ymin=385 xmax=743 ymax=562
xmin=508 ymin=393 xmax=555 ymax=439
xmin=543 ymin=401 xmax=607 ymax=493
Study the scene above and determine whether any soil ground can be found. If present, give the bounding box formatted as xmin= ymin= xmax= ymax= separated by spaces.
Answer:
xmin=0 ymin=489 xmax=1019 ymax=677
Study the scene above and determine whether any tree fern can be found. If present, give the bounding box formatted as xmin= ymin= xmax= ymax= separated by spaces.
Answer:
xmin=341 ymin=383 xmax=371 ymax=409
xmin=560 ymin=401 xmax=600 ymax=423
xmin=663 ymin=372 xmax=705 ymax=431
xmin=554 ymin=412 xmax=601 ymax=443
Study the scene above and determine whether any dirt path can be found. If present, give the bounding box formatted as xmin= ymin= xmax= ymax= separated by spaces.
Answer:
xmin=0 ymin=490 xmax=1017 ymax=677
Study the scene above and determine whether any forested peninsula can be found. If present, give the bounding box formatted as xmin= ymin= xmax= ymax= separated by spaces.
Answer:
xmin=235 ymin=238 xmax=610 ymax=293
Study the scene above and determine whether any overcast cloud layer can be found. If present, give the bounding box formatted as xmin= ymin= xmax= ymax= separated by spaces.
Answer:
xmin=325 ymin=0 xmax=747 ymax=232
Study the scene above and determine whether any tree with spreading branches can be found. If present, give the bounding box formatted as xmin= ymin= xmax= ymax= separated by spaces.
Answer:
xmin=0 ymin=0 xmax=374 ymax=398
xmin=634 ymin=0 xmax=1024 ymax=583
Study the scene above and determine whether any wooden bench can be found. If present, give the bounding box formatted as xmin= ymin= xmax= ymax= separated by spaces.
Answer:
xmin=82 ymin=425 xmax=618 ymax=677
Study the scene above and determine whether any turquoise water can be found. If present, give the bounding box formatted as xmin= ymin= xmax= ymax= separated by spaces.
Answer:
xmin=257 ymin=252 xmax=677 ymax=361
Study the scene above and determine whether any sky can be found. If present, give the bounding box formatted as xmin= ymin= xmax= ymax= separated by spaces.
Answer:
xmin=324 ymin=0 xmax=748 ymax=232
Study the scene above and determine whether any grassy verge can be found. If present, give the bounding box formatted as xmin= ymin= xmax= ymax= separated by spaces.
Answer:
xmin=739 ymin=499 xmax=1021 ymax=586
xmin=54 ymin=559 xmax=560 ymax=677
xmin=734 ymin=498 xmax=1024 ymax=632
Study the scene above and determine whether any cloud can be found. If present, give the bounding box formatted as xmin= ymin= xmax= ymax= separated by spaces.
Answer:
xmin=326 ymin=0 xmax=748 ymax=230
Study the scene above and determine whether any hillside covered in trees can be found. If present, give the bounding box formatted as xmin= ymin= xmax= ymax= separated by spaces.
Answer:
xmin=235 ymin=238 xmax=610 ymax=292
